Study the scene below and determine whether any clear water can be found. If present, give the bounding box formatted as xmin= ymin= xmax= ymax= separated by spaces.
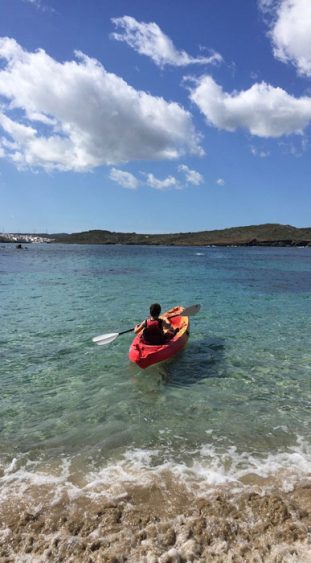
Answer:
xmin=0 ymin=243 xmax=310 ymax=482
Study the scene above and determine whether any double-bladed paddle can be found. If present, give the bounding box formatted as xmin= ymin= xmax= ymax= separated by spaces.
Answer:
xmin=92 ymin=303 xmax=201 ymax=346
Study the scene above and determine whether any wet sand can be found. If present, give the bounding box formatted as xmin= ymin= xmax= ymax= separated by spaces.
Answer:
xmin=0 ymin=472 xmax=310 ymax=562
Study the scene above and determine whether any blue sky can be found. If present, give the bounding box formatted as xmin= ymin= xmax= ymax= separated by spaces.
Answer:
xmin=0 ymin=0 xmax=310 ymax=233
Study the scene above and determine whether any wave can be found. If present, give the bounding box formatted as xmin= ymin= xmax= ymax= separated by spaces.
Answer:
xmin=2 ymin=438 xmax=310 ymax=496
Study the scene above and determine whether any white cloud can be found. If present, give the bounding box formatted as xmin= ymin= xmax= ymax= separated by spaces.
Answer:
xmin=279 ymin=136 xmax=309 ymax=156
xmin=261 ymin=0 xmax=311 ymax=77
xmin=111 ymin=16 xmax=222 ymax=68
xmin=178 ymin=164 xmax=203 ymax=185
xmin=145 ymin=173 xmax=178 ymax=190
xmin=216 ymin=178 xmax=225 ymax=186
xmin=23 ymin=0 xmax=41 ymax=6
xmin=109 ymin=165 xmax=205 ymax=191
xmin=109 ymin=168 xmax=139 ymax=189
xmin=258 ymin=0 xmax=275 ymax=11
xmin=189 ymin=75 xmax=311 ymax=137
xmin=250 ymin=145 xmax=270 ymax=157
xmin=23 ymin=0 xmax=53 ymax=13
xmin=0 ymin=37 xmax=203 ymax=172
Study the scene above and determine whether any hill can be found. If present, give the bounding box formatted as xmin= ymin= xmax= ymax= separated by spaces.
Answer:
xmin=53 ymin=224 xmax=311 ymax=246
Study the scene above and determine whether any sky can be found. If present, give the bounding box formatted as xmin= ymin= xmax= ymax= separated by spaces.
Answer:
xmin=0 ymin=0 xmax=311 ymax=234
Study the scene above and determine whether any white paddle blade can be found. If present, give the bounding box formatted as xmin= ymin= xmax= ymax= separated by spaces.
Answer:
xmin=182 ymin=303 xmax=201 ymax=317
xmin=92 ymin=332 xmax=119 ymax=345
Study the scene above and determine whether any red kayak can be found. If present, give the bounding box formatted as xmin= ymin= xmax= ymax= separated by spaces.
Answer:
xmin=128 ymin=305 xmax=190 ymax=369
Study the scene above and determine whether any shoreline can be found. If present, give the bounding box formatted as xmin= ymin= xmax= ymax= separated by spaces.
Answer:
xmin=1 ymin=240 xmax=311 ymax=249
xmin=0 ymin=469 xmax=310 ymax=562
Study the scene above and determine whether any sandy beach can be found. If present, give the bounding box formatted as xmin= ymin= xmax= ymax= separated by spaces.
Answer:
xmin=0 ymin=469 xmax=310 ymax=562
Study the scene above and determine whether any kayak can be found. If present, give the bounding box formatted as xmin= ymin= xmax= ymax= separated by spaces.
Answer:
xmin=128 ymin=305 xmax=190 ymax=369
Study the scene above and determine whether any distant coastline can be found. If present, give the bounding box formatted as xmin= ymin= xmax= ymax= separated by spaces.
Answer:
xmin=1 ymin=223 xmax=311 ymax=247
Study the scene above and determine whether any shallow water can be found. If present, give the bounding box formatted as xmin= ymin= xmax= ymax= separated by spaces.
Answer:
xmin=0 ymin=243 xmax=310 ymax=561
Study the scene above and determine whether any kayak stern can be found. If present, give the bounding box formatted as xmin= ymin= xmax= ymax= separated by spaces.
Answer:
xmin=128 ymin=306 xmax=190 ymax=369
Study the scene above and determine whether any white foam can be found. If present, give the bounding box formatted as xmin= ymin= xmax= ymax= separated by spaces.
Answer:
xmin=0 ymin=456 xmax=75 ymax=503
xmin=0 ymin=437 xmax=310 ymax=503
xmin=81 ymin=437 xmax=311 ymax=498
xmin=4 ymin=457 xmax=18 ymax=475
xmin=199 ymin=440 xmax=311 ymax=478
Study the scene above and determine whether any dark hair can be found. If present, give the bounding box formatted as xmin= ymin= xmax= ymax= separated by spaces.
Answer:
xmin=150 ymin=303 xmax=161 ymax=317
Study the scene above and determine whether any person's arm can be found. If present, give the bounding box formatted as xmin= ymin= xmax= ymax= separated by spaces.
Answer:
xmin=134 ymin=320 xmax=146 ymax=334
xmin=161 ymin=318 xmax=173 ymax=331
xmin=161 ymin=318 xmax=179 ymax=334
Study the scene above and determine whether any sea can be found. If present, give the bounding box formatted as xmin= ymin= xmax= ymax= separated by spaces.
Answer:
xmin=0 ymin=243 xmax=310 ymax=562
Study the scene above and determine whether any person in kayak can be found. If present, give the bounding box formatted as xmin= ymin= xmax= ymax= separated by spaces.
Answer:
xmin=134 ymin=303 xmax=178 ymax=345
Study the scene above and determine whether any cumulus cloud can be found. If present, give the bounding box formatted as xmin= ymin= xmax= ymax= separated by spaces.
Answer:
xmin=260 ymin=0 xmax=311 ymax=77
xmin=109 ymin=165 xmax=204 ymax=190
xmin=109 ymin=168 xmax=139 ymax=189
xmin=145 ymin=173 xmax=178 ymax=190
xmin=178 ymin=164 xmax=203 ymax=185
xmin=0 ymin=37 xmax=203 ymax=172
xmin=216 ymin=178 xmax=225 ymax=186
xmin=111 ymin=16 xmax=222 ymax=68
xmin=189 ymin=75 xmax=311 ymax=137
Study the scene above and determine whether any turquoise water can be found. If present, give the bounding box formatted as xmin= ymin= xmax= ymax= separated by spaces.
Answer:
xmin=0 ymin=243 xmax=310 ymax=485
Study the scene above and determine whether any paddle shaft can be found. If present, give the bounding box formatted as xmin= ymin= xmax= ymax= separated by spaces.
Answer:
xmin=119 ymin=312 xmax=185 ymax=336
xmin=93 ymin=304 xmax=200 ymax=345
xmin=118 ymin=327 xmax=136 ymax=336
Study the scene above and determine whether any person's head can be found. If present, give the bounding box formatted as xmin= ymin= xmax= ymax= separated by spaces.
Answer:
xmin=150 ymin=303 xmax=161 ymax=318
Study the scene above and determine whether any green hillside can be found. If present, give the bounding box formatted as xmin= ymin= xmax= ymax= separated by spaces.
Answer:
xmin=53 ymin=224 xmax=311 ymax=246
